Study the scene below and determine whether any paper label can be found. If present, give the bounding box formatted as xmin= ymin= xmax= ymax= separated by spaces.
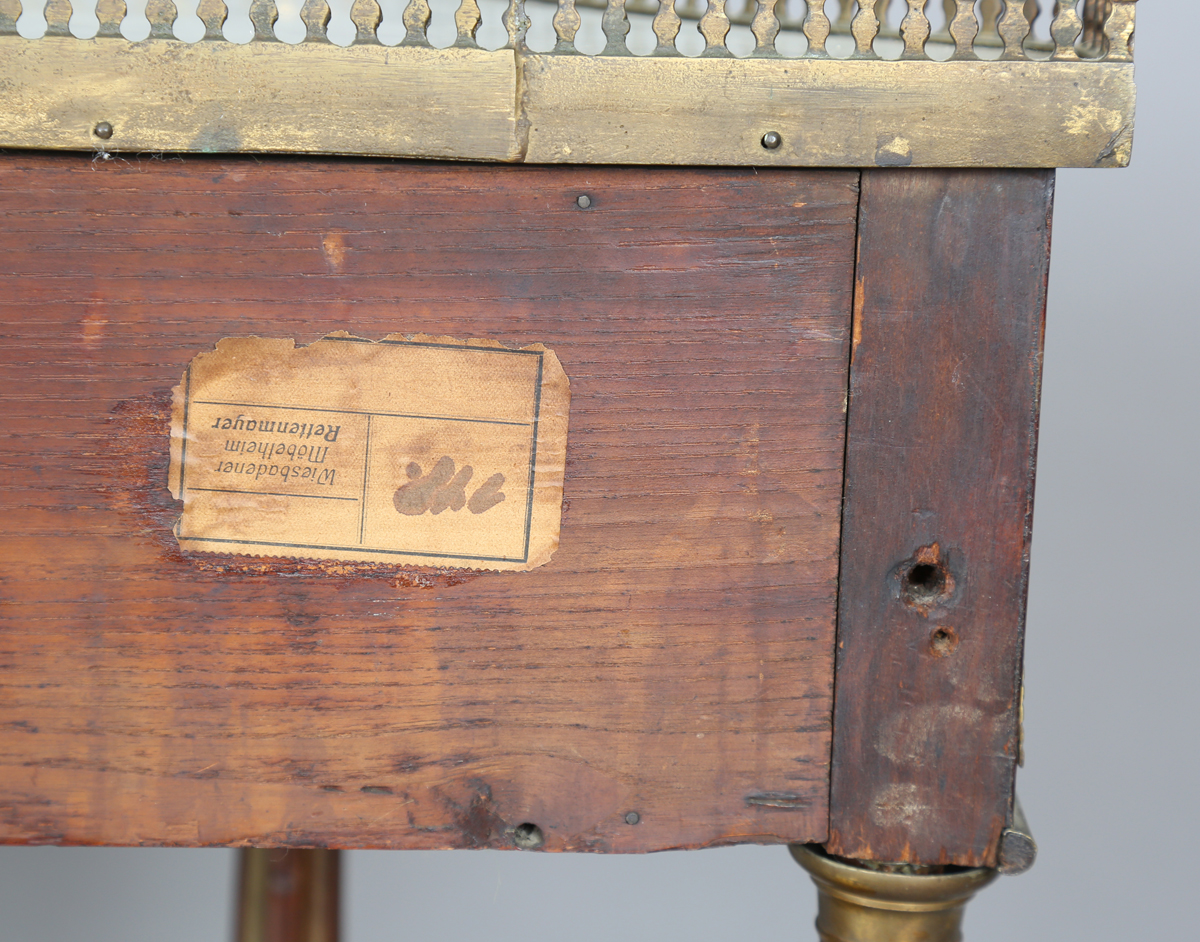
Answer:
xmin=168 ymin=333 xmax=569 ymax=571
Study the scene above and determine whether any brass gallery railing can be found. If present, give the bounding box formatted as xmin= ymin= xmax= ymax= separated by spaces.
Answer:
xmin=0 ymin=0 xmax=1135 ymax=166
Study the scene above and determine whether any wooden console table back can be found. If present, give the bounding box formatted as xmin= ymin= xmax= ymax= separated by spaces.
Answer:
xmin=0 ymin=155 xmax=1049 ymax=870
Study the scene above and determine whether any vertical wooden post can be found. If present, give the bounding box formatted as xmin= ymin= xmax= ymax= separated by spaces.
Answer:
xmin=827 ymin=169 xmax=1054 ymax=867
xmin=237 ymin=848 xmax=340 ymax=942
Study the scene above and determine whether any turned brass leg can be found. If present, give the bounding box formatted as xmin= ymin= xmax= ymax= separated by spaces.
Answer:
xmin=790 ymin=844 xmax=997 ymax=942
xmin=236 ymin=848 xmax=341 ymax=942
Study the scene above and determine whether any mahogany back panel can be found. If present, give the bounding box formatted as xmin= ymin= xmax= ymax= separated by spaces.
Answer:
xmin=0 ymin=155 xmax=858 ymax=852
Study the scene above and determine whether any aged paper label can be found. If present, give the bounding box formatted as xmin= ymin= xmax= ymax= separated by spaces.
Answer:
xmin=168 ymin=333 xmax=569 ymax=571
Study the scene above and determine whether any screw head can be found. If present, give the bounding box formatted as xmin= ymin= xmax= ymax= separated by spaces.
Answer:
xmin=624 ymin=811 xmax=641 ymax=825
xmin=93 ymin=121 xmax=114 ymax=141
xmin=761 ymin=131 xmax=782 ymax=150
xmin=576 ymin=194 xmax=592 ymax=209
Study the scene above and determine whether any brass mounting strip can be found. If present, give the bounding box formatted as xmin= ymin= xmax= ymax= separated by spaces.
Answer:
xmin=0 ymin=0 xmax=1137 ymax=168
xmin=520 ymin=56 xmax=1133 ymax=167
xmin=1 ymin=38 xmax=523 ymax=162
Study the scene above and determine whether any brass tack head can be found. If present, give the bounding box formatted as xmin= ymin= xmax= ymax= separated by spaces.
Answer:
xmin=93 ymin=121 xmax=114 ymax=140
xmin=761 ymin=131 xmax=782 ymax=150
xmin=624 ymin=811 xmax=641 ymax=825
xmin=576 ymin=194 xmax=592 ymax=209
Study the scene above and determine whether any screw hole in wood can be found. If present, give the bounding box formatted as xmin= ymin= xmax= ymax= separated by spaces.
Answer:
xmin=903 ymin=562 xmax=945 ymax=603
xmin=929 ymin=625 xmax=959 ymax=657
xmin=893 ymin=543 xmax=958 ymax=613
xmin=513 ymin=822 xmax=545 ymax=849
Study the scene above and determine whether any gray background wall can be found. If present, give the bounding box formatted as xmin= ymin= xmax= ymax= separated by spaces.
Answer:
xmin=2 ymin=0 xmax=1196 ymax=937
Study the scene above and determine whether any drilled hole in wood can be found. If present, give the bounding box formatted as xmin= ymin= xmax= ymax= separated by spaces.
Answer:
xmin=930 ymin=625 xmax=959 ymax=657
xmin=903 ymin=562 xmax=946 ymax=605
xmin=513 ymin=822 xmax=545 ymax=849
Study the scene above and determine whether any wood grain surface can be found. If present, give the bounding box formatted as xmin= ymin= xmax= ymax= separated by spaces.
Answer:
xmin=0 ymin=154 xmax=857 ymax=852
xmin=826 ymin=169 xmax=1053 ymax=867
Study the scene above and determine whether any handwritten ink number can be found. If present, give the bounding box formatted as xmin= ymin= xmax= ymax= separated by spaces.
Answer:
xmin=467 ymin=473 xmax=506 ymax=515
xmin=393 ymin=457 xmax=506 ymax=516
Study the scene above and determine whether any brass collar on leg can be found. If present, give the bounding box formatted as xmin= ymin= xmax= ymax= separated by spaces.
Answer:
xmin=790 ymin=844 xmax=998 ymax=942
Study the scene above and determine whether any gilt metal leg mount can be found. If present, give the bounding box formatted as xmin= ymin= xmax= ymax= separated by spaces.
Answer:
xmin=790 ymin=844 xmax=997 ymax=942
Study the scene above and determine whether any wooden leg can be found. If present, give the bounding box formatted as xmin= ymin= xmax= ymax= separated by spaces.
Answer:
xmin=791 ymin=844 xmax=996 ymax=942
xmin=236 ymin=848 xmax=340 ymax=942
